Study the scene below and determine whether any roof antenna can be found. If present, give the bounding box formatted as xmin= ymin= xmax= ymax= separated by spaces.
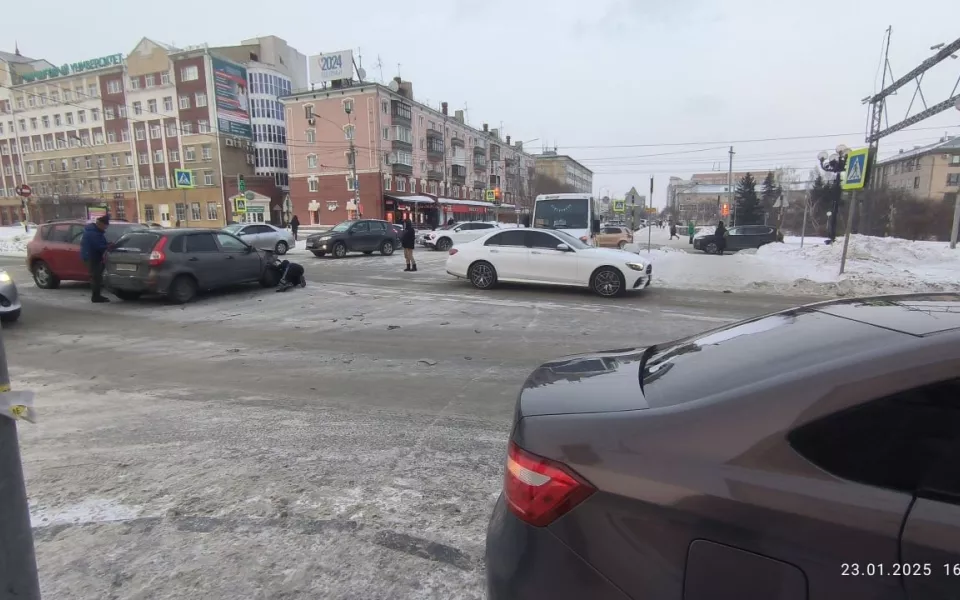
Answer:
xmin=14 ymin=41 xmax=21 ymax=56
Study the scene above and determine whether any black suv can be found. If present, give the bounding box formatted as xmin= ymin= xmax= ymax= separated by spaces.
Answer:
xmin=104 ymin=229 xmax=280 ymax=304
xmin=306 ymin=219 xmax=399 ymax=258
xmin=694 ymin=224 xmax=780 ymax=254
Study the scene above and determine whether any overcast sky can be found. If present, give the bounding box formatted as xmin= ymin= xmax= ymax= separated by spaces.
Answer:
xmin=8 ymin=0 xmax=960 ymax=207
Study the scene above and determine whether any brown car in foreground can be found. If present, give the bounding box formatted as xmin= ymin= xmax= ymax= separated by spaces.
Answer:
xmin=486 ymin=293 xmax=960 ymax=600
xmin=596 ymin=226 xmax=633 ymax=249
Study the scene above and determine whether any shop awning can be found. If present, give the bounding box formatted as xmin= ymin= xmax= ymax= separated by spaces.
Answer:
xmin=437 ymin=197 xmax=491 ymax=207
xmin=385 ymin=194 xmax=437 ymax=205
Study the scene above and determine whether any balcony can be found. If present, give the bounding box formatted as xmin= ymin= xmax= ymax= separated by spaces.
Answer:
xmin=427 ymin=142 xmax=444 ymax=161
xmin=391 ymin=162 xmax=413 ymax=175
xmin=391 ymin=138 xmax=412 ymax=151
xmin=426 ymin=167 xmax=444 ymax=181
xmin=473 ymin=145 xmax=486 ymax=156
xmin=473 ymin=158 xmax=487 ymax=171
xmin=391 ymin=100 xmax=412 ymax=125
xmin=426 ymin=126 xmax=443 ymax=139
xmin=451 ymin=136 xmax=464 ymax=148
xmin=451 ymin=164 xmax=466 ymax=184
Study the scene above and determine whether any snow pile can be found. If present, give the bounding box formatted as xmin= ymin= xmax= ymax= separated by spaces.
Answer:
xmin=631 ymin=233 xmax=959 ymax=297
xmin=0 ymin=226 xmax=31 ymax=256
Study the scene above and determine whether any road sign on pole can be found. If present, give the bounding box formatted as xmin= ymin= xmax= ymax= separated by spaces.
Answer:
xmin=841 ymin=148 xmax=869 ymax=190
xmin=233 ymin=197 xmax=247 ymax=214
xmin=612 ymin=199 xmax=625 ymax=213
xmin=14 ymin=185 xmax=31 ymax=198
xmin=174 ymin=169 xmax=195 ymax=189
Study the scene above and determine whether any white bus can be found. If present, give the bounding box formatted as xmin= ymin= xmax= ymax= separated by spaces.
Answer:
xmin=531 ymin=193 xmax=601 ymax=244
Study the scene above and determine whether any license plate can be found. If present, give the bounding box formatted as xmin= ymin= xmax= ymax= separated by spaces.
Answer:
xmin=115 ymin=264 xmax=137 ymax=272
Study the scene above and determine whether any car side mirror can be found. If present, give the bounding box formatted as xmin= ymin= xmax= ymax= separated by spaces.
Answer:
xmin=236 ymin=231 xmax=245 ymax=236
xmin=556 ymin=243 xmax=571 ymax=252
xmin=347 ymin=229 xmax=355 ymax=235
xmin=245 ymin=245 xmax=254 ymax=253
xmin=453 ymin=228 xmax=461 ymax=233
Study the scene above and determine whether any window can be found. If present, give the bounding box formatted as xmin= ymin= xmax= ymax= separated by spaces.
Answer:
xmin=141 ymin=176 xmax=152 ymax=189
xmin=307 ymin=154 xmax=318 ymax=168
xmin=382 ymin=100 xmax=389 ymax=114
xmin=182 ymin=122 xmax=194 ymax=135
xmin=485 ymin=230 xmax=527 ymax=246
xmin=182 ymin=233 xmax=216 ymax=252
xmin=145 ymin=74 xmax=156 ymax=88
xmin=115 ymin=201 xmax=126 ymax=219
xmin=198 ymin=120 xmax=210 ymax=133
xmin=346 ymin=176 xmax=357 ymax=191
xmin=185 ymin=147 xmax=196 ymax=161
xmin=163 ymin=97 xmax=174 ymax=112
xmin=133 ymin=101 xmax=142 ymax=115
xmin=124 ymin=152 xmax=133 ymax=166
xmin=179 ymin=95 xmax=191 ymax=109
xmin=156 ymin=175 xmax=167 ymax=188
xmin=167 ymin=123 xmax=178 ymax=137
xmin=396 ymin=177 xmax=406 ymax=192
xmin=135 ymin=127 xmax=145 ymax=141
xmin=65 ymin=113 xmax=74 ymax=125
xmin=382 ymin=127 xmax=390 ymax=140
xmin=107 ymin=80 xmax=122 ymax=94
xmin=191 ymin=202 xmax=202 ymax=221
xmin=201 ymin=146 xmax=212 ymax=161
xmin=351 ymin=222 xmax=370 ymax=233
xmin=94 ymin=132 xmax=104 ymax=145
xmin=181 ymin=65 xmax=199 ymax=82
xmin=147 ymin=99 xmax=157 ymax=114
xmin=91 ymin=109 xmax=100 ymax=121
xmin=384 ymin=174 xmax=391 ymax=191
xmin=914 ymin=177 xmax=920 ymax=189
xmin=121 ymin=128 xmax=130 ymax=142
xmin=111 ymin=154 xmax=120 ymax=167
xmin=154 ymin=150 xmax=164 ymax=163
xmin=346 ymin=152 xmax=355 ymax=167
xmin=394 ymin=126 xmax=413 ymax=144
xmin=195 ymin=93 xmax=207 ymax=107
xmin=150 ymin=125 xmax=161 ymax=139
xmin=144 ymin=205 xmax=155 ymax=221
xmin=129 ymin=77 xmax=141 ymax=90
xmin=161 ymin=72 xmax=171 ymax=85
xmin=306 ymin=129 xmax=316 ymax=143
xmin=53 ymin=114 xmax=62 ymax=127
xmin=207 ymin=202 xmax=218 ymax=220
xmin=951 ymin=155 xmax=960 ymax=165
xmin=789 ymin=378 xmax=960 ymax=496
xmin=118 ymin=105 xmax=127 ymax=118
xmin=72 ymin=157 xmax=81 ymax=170
xmin=948 ymin=173 xmax=960 ymax=186
xmin=216 ymin=233 xmax=247 ymax=252
xmin=343 ymin=99 xmax=354 ymax=113
xmin=18 ymin=119 xmax=25 ymax=131
xmin=127 ymin=175 xmax=136 ymax=190
xmin=169 ymin=150 xmax=179 ymax=162
xmin=343 ymin=124 xmax=355 ymax=140
xmin=139 ymin=152 xmax=148 ymax=165
xmin=104 ymin=107 xmax=114 ymax=120
xmin=203 ymin=171 xmax=214 ymax=185
xmin=97 ymin=156 xmax=105 ymax=169
xmin=100 ymin=179 xmax=109 ymax=193
xmin=30 ymin=117 xmax=37 ymax=130
xmin=41 ymin=116 xmax=50 ymax=129
xmin=308 ymin=177 xmax=319 ymax=192
xmin=83 ymin=157 xmax=91 ymax=170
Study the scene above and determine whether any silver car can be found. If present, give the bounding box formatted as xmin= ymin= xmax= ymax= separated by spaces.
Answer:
xmin=222 ymin=223 xmax=296 ymax=255
xmin=0 ymin=270 xmax=21 ymax=323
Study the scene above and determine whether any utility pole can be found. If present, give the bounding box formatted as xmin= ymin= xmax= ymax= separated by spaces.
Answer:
xmin=344 ymin=103 xmax=360 ymax=218
xmin=727 ymin=146 xmax=735 ymax=225
xmin=0 ymin=330 xmax=41 ymax=600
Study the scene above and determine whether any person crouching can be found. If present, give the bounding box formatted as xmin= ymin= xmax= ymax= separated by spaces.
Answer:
xmin=276 ymin=259 xmax=306 ymax=292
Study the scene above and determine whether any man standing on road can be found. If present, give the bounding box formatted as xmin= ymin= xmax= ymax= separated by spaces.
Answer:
xmin=688 ymin=221 xmax=696 ymax=244
xmin=401 ymin=219 xmax=417 ymax=272
xmin=290 ymin=215 xmax=300 ymax=242
xmin=80 ymin=215 xmax=111 ymax=303
xmin=714 ymin=220 xmax=728 ymax=256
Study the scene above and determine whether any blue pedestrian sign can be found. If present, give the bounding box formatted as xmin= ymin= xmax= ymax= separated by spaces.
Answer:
xmin=841 ymin=148 xmax=869 ymax=191
xmin=174 ymin=169 xmax=195 ymax=189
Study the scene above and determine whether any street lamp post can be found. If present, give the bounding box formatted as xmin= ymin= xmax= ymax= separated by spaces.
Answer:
xmin=817 ymin=144 xmax=851 ymax=244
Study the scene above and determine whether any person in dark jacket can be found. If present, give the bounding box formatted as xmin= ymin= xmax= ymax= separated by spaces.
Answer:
xmin=290 ymin=215 xmax=300 ymax=241
xmin=714 ymin=221 xmax=728 ymax=255
xmin=80 ymin=215 xmax=111 ymax=303
xmin=401 ymin=219 xmax=417 ymax=272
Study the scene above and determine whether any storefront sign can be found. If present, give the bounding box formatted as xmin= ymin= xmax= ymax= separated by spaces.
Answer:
xmin=21 ymin=53 xmax=123 ymax=82
xmin=246 ymin=205 xmax=265 ymax=214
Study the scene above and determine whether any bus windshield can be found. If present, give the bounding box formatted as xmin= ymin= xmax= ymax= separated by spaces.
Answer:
xmin=533 ymin=198 xmax=589 ymax=230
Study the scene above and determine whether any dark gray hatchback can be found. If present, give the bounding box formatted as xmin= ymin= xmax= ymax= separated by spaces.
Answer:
xmin=305 ymin=219 xmax=399 ymax=258
xmin=487 ymin=293 xmax=960 ymax=600
xmin=104 ymin=229 xmax=279 ymax=303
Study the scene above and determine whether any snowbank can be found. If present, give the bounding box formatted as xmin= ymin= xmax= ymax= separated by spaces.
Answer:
xmin=630 ymin=233 xmax=959 ymax=297
xmin=0 ymin=226 xmax=31 ymax=257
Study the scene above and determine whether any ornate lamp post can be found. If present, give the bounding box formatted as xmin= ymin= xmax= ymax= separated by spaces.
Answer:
xmin=817 ymin=145 xmax=851 ymax=243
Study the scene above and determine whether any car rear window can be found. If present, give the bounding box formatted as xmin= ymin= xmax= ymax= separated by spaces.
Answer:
xmin=106 ymin=224 xmax=148 ymax=244
xmin=114 ymin=232 xmax=161 ymax=252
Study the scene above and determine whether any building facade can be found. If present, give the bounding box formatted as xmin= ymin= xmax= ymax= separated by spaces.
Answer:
xmin=0 ymin=36 xmax=303 ymax=227
xmin=534 ymin=151 xmax=593 ymax=194
xmin=872 ymin=136 xmax=960 ymax=202
xmin=282 ymin=76 xmax=536 ymax=227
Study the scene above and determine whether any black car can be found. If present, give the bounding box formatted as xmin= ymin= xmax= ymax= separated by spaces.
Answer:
xmin=486 ymin=293 xmax=960 ymax=600
xmin=694 ymin=224 xmax=780 ymax=253
xmin=305 ymin=219 xmax=399 ymax=258
xmin=103 ymin=229 xmax=280 ymax=303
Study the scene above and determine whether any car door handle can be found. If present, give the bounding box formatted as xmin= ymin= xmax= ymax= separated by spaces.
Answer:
xmin=490 ymin=249 xmax=499 ymax=253
xmin=188 ymin=257 xmax=199 ymax=262
xmin=531 ymin=251 xmax=542 ymax=255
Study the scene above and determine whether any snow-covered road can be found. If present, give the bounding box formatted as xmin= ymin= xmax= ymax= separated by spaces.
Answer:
xmin=1 ymin=260 xmax=818 ymax=599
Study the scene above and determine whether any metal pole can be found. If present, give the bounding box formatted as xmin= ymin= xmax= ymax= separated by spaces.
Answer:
xmin=839 ymin=190 xmax=857 ymax=274
xmin=647 ymin=176 xmax=653 ymax=253
xmin=0 ymin=331 xmax=41 ymax=600
xmin=727 ymin=146 xmax=734 ymax=225
xmin=829 ymin=172 xmax=841 ymax=243
xmin=950 ymin=192 xmax=960 ymax=250
xmin=800 ymin=199 xmax=808 ymax=248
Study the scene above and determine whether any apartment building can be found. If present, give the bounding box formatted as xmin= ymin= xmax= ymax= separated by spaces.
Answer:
xmin=872 ymin=136 xmax=960 ymax=202
xmin=534 ymin=151 xmax=593 ymax=194
xmin=283 ymin=76 xmax=536 ymax=226
xmin=0 ymin=36 xmax=303 ymax=227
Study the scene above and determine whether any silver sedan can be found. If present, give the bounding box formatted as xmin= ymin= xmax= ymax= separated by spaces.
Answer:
xmin=222 ymin=223 xmax=296 ymax=255
xmin=0 ymin=270 xmax=21 ymax=323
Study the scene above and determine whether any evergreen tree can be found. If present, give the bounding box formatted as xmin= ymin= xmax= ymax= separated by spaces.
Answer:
xmin=761 ymin=171 xmax=781 ymax=213
xmin=734 ymin=173 xmax=763 ymax=225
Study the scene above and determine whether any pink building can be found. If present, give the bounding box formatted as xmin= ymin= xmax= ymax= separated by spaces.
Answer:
xmin=282 ymin=77 xmax=534 ymax=227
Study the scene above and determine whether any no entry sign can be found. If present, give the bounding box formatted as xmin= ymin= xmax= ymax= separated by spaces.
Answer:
xmin=15 ymin=184 xmax=31 ymax=198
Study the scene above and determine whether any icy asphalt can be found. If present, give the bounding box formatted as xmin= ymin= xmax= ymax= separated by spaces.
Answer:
xmin=0 ymin=252 xmax=824 ymax=599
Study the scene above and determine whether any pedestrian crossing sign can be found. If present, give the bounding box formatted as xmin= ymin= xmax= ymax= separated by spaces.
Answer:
xmin=612 ymin=199 xmax=625 ymax=213
xmin=174 ymin=169 xmax=195 ymax=189
xmin=841 ymin=148 xmax=869 ymax=190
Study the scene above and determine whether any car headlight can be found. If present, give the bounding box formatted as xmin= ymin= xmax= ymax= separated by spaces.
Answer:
xmin=0 ymin=272 xmax=10 ymax=283
xmin=625 ymin=262 xmax=646 ymax=272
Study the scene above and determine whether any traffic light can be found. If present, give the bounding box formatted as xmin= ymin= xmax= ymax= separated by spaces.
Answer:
xmin=237 ymin=174 xmax=246 ymax=193
xmin=721 ymin=203 xmax=730 ymax=217
xmin=494 ymin=187 xmax=501 ymax=200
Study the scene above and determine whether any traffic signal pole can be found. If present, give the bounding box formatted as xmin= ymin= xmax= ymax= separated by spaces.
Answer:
xmin=0 ymin=330 xmax=41 ymax=599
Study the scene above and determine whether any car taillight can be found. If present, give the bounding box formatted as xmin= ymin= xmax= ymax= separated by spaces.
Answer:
xmin=148 ymin=236 xmax=168 ymax=266
xmin=504 ymin=441 xmax=595 ymax=527
xmin=449 ymin=248 xmax=458 ymax=256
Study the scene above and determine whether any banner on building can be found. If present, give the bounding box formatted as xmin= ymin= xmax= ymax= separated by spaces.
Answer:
xmin=308 ymin=50 xmax=354 ymax=85
xmin=211 ymin=57 xmax=252 ymax=138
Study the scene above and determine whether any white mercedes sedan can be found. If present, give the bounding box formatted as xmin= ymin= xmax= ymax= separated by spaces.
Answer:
xmin=445 ymin=228 xmax=653 ymax=297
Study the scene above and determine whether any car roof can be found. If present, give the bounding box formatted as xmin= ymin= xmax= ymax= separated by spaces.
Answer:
xmin=806 ymin=293 xmax=960 ymax=336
